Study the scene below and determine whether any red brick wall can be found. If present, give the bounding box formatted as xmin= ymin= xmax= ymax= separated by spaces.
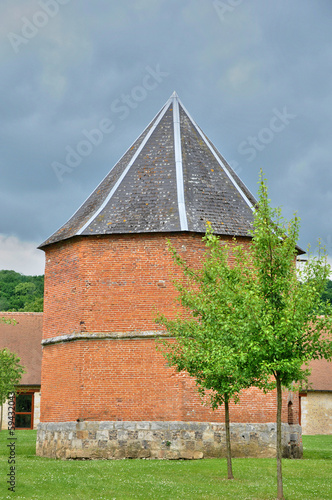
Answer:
xmin=43 ymin=233 xmax=248 ymax=337
xmin=40 ymin=233 xmax=299 ymax=424
xmin=40 ymin=338 xmax=298 ymax=423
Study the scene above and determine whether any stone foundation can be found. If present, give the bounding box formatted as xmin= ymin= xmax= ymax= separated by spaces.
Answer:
xmin=36 ymin=421 xmax=302 ymax=459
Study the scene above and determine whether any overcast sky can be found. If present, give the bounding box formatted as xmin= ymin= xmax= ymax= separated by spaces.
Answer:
xmin=1 ymin=0 xmax=332 ymax=275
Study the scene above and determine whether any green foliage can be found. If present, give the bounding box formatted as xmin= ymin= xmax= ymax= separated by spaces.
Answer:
xmin=156 ymin=229 xmax=265 ymax=409
xmin=156 ymin=171 xmax=332 ymax=495
xmin=156 ymin=219 xmax=268 ymax=479
xmin=0 ymin=270 xmax=44 ymax=312
xmin=248 ymin=175 xmax=332 ymax=390
xmin=241 ymin=172 xmax=332 ymax=499
xmin=158 ymin=173 xmax=332 ymax=398
xmin=0 ymin=348 xmax=25 ymax=405
xmin=156 ymin=172 xmax=332 ymax=409
xmin=0 ymin=316 xmax=16 ymax=325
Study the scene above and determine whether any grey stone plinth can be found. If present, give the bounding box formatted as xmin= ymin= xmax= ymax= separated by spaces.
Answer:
xmin=36 ymin=421 xmax=303 ymax=460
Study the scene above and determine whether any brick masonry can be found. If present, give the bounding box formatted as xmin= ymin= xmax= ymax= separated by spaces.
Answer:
xmin=39 ymin=335 xmax=298 ymax=424
xmin=36 ymin=421 xmax=302 ymax=459
xmin=42 ymin=233 xmax=250 ymax=340
xmin=38 ymin=232 xmax=302 ymax=457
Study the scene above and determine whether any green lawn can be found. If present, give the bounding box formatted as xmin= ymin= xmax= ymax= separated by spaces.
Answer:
xmin=0 ymin=431 xmax=331 ymax=499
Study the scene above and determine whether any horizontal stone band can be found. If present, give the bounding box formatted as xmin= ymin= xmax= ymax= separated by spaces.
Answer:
xmin=36 ymin=421 xmax=303 ymax=460
xmin=41 ymin=330 xmax=171 ymax=346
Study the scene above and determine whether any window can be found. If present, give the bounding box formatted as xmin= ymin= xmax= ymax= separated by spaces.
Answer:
xmin=287 ymin=401 xmax=294 ymax=425
xmin=15 ymin=393 xmax=34 ymax=429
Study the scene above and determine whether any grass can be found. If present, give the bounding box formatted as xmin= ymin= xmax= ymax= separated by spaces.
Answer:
xmin=0 ymin=431 xmax=331 ymax=499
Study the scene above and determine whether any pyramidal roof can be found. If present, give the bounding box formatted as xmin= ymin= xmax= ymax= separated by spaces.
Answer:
xmin=40 ymin=92 xmax=257 ymax=248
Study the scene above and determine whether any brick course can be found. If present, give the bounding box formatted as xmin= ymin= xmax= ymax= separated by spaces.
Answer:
xmin=40 ymin=232 xmax=299 ymax=427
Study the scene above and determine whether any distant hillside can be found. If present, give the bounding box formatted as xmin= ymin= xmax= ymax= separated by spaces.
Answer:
xmin=0 ymin=269 xmax=330 ymax=314
xmin=0 ymin=270 xmax=44 ymax=312
xmin=321 ymin=279 xmax=332 ymax=305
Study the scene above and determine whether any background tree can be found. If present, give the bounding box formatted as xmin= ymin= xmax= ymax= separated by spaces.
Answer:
xmin=321 ymin=279 xmax=332 ymax=305
xmin=0 ymin=347 xmax=25 ymax=431
xmin=247 ymin=174 xmax=332 ymax=499
xmin=0 ymin=270 xmax=43 ymax=311
xmin=156 ymin=228 xmax=266 ymax=480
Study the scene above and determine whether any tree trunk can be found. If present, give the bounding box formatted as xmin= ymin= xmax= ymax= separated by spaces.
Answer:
xmin=0 ymin=403 xmax=3 ymax=432
xmin=224 ymin=396 xmax=234 ymax=480
xmin=276 ymin=375 xmax=284 ymax=499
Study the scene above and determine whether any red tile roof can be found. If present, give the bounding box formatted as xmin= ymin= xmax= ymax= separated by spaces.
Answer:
xmin=0 ymin=312 xmax=43 ymax=385
xmin=305 ymin=358 xmax=332 ymax=392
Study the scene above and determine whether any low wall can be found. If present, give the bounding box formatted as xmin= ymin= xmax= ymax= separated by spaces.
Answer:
xmin=36 ymin=421 xmax=302 ymax=459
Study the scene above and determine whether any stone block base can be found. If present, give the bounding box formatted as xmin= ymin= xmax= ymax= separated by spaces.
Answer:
xmin=36 ymin=421 xmax=302 ymax=460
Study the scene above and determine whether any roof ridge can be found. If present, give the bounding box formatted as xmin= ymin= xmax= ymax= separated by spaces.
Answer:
xmin=172 ymin=93 xmax=188 ymax=231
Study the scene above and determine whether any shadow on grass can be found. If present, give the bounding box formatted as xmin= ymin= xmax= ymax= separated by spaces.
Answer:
xmin=302 ymin=435 xmax=332 ymax=460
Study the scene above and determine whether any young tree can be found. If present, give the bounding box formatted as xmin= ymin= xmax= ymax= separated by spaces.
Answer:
xmin=156 ymin=229 xmax=265 ymax=480
xmin=248 ymin=174 xmax=332 ymax=499
xmin=0 ymin=347 xmax=25 ymax=431
xmin=156 ymin=172 xmax=332 ymax=498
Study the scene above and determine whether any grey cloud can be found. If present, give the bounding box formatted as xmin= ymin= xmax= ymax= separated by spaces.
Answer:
xmin=1 ymin=0 xmax=332 ymax=273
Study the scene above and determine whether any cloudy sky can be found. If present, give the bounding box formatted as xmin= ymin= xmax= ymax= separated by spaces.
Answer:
xmin=1 ymin=0 xmax=332 ymax=275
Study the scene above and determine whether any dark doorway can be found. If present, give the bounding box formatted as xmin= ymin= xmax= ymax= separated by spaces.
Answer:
xmin=15 ymin=393 xmax=34 ymax=429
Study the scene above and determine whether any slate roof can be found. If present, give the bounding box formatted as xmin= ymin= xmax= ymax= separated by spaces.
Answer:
xmin=40 ymin=92 xmax=257 ymax=248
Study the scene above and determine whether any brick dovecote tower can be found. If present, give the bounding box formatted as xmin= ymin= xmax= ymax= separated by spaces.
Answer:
xmin=36 ymin=92 xmax=302 ymax=459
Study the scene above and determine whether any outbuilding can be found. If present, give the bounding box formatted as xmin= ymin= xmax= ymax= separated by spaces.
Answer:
xmin=36 ymin=93 xmax=302 ymax=459
xmin=0 ymin=312 xmax=42 ymax=430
